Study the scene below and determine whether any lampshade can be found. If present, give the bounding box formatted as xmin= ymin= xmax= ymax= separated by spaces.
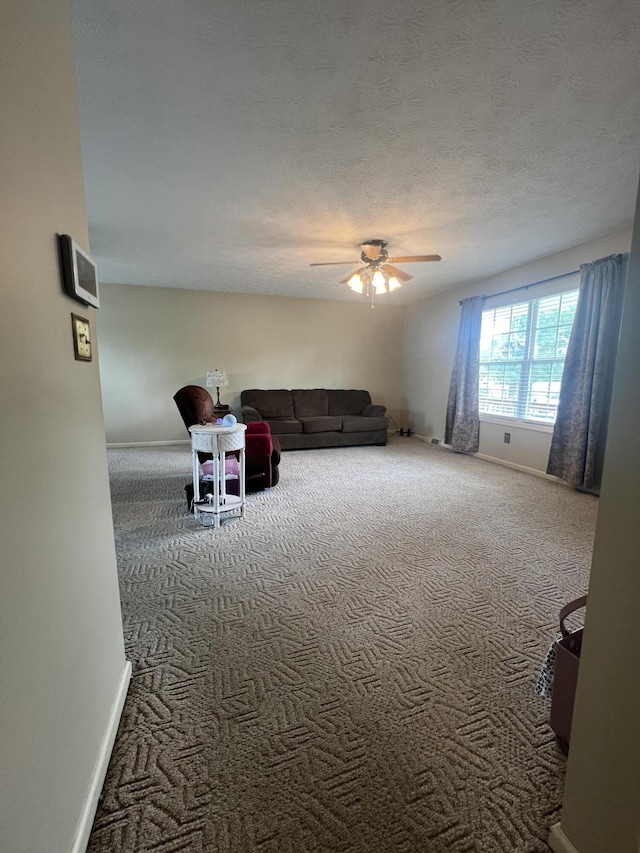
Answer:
xmin=206 ymin=369 xmax=228 ymax=389
xmin=348 ymin=273 xmax=364 ymax=293
xmin=346 ymin=265 xmax=402 ymax=305
xmin=372 ymin=270 xmax=386 ymax=295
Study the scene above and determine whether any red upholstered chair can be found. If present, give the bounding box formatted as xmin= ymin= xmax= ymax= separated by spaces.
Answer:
xmin=244 ymin=422 xmax=280 ymax=489
xmin=173 ymin=385 xmax=280 ymax=492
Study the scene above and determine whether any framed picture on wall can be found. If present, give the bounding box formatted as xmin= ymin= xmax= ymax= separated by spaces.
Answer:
xmin=59 ymin=234 xmax=100 ymax=309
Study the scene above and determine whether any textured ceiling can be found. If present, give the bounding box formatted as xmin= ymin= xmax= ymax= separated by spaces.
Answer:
xmin=71 ymin=0 xmax=640 ymax=305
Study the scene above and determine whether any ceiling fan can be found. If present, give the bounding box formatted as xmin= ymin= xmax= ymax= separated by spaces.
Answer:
xmin=310 ymin=239 xmax=441 ymax=305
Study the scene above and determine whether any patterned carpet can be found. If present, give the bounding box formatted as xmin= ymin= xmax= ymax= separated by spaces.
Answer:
xmin=88 ymin=439 xmax=597 ymax=853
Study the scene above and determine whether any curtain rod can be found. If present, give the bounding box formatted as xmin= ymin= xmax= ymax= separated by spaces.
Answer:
xmin=459 ymin=269 xmax=580 ymax=305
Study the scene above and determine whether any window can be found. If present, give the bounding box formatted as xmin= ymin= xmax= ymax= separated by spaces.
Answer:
xmin=479 ymin=289 xmax=579 ymax=423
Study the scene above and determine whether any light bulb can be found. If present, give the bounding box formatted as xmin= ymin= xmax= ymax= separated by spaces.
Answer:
xmin=388 ymin=276 xmax=401 ymax=291
xmin=348 ymin=273 xmax=363 ymax=293
xmin=372 ymin=270 xmax=386 ymax=294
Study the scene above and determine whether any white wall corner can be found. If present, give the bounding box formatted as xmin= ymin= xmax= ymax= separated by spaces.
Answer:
xmin=71 ymin=660 xmax=132 ymax=853
xmin=548 ymin=822 xmax=581 ymax=853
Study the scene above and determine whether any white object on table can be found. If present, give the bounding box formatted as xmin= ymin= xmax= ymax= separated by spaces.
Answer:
xmin=188 ymin=423 xmax=246 ymax=528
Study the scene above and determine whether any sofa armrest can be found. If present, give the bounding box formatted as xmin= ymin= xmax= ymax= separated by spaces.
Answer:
xmin=241 ymin=405 xmax=262 ymax=424
xmin=361 ymin=403 xmax=387 ymax=417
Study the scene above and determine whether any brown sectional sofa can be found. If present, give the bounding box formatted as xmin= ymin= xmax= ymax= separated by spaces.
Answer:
xmin=240 ymin=389 xmax=389 ymax=450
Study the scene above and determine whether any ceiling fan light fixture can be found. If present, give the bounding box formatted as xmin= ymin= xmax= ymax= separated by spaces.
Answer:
xmin=372 ymin=270 xmax=386 ymax=294
xmin=348 ymin=273 xmax=363 ymax=293
xmin=311 ymin=238 xmax=440 ymax=303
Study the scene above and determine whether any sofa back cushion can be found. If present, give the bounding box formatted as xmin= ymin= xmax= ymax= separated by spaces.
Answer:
xmin=241 ymin=389 xmax=294 ymax=419
xmin=292 ymin=389 xmax=328 ymax=418
xmin=327 ymin=389 xmax=372 ymax=416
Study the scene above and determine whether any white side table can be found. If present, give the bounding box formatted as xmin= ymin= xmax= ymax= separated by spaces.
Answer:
xmin=188 ymin=423 xmax=247 ymax=528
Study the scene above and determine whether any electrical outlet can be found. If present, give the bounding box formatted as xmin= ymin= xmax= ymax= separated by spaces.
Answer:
xmin=504 ymin=432 xmax=511 ymax=444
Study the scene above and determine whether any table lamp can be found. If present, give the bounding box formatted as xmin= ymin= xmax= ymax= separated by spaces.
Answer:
xmin=206 ymin=369 xmax=229 ymax=410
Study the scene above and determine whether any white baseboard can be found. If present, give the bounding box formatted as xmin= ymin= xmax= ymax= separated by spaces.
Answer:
xmin=474 ymin=452 xmax=567 ymax=484
xmin=72 ymin=660 xmax=132 ymax=853
xmin=106 ymin=440 xmax=190 ymax=448
xmin=413 ymin=433 xmax=447 ymax=447
xmin=413 ymin=435 xmax=569 ymax=485
xmin=111 ymin=437 xmax=564 ymax=486
xmin=548 ymin=822 xmax=581 ymax=853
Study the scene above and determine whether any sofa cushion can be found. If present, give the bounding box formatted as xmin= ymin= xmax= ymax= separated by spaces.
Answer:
xmin=341 ymin=415 xmax=389 ymax=433
xmin=241 ymin=389 xmax=294 ymax=419
xmin=328 ymin=389 xmax=372 ymax=416
xmin=299 ymin=416 xmax=342 ymax=434
xmin=292 ymin=389 xmax=328 ymax=418
xmin=267 ymin=418 xmax=303 ymax=435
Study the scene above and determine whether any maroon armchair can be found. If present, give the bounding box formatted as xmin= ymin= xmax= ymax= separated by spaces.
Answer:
xmin=173 ymin=385 xmax=280 ymax=492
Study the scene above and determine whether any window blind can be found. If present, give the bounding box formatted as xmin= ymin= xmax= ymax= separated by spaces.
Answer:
xmin=479 ymin=289 xmax=579 ymax=423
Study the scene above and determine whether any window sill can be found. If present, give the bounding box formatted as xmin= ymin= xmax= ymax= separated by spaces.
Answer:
xmin=479 ymin=415 xmax=554 ymax=434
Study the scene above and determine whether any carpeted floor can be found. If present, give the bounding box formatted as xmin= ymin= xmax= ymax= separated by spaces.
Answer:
xmin=88 ymin=438 xmax=597 ymax=853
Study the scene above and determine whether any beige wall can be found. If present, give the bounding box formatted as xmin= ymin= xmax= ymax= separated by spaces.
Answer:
xmin=402 ymin=228 xmax=632 ymax=474
xmin=558 ymin=183 xmax=640 ymax=852
xmin=0 ymin=3 xmax=126 ymax=852
xmin=98 ymin=284 xmax=404 ymax=443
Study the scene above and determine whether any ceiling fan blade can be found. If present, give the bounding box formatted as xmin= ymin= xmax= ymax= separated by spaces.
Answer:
xmin=389 ymin=254 xmax=441 ymax=263
xmin=310 ymin=261 xmax=359 ymax=266
xmin=384 ymin=264 xmax=413 ymax=282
